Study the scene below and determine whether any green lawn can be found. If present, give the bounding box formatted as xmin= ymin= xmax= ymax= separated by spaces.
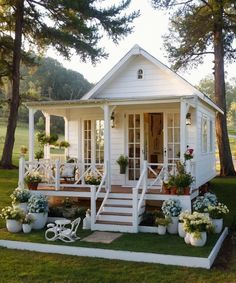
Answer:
xmin=0 ymin=170 xmax=236 ymax=282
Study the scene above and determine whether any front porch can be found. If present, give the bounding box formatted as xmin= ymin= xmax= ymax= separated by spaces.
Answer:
xmin=18 ymin=157 xmax=198 ymax=233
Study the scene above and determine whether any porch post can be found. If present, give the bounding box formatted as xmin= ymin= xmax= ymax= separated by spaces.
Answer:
xmin=64 ymin=117 xmax=69 ymax=158
xmin=180 ymin=99 xmax=187 ymax=161
xmin=43 ymin=112 xmax=50 ymax=159
xmin=29 ymin=108 xmax=36 ymax=162
xmin=103 ymin=104 xmax=111 ymax=190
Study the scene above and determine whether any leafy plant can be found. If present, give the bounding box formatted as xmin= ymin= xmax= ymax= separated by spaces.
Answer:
xmin=28 ymin=194 xmax=48 ymax=213
xmin=155 ymin=217 xmax=171 ymax=227
xmin=20 ymin=145 xmax=28 ymax=155
xmin=24 ymin=172 xmax=42 ymax=184
xmin=183 ymin=212 xmax=214 ymax=239
xmin=59 ymin=141 xmax=70 ymax=148
xmin=0 ymin=206 xmax=24 ymax=221
xmin=116 ymin=155 xmax=128 ymax=166
xmin=161 ymin=199 xmax=182 ymax=217
xmin=22 ymin=214 xmax=35 ymax=224
xmin=35 ymin=149 xmax=44 ymax=160
xmin=10 ymin=188 xmax=31 ymax=204
xmin=208 ymin=203 xmax=229 ymax=219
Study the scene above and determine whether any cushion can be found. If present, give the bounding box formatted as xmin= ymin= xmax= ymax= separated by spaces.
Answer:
xmin=61 ymin=164 xmax=75 ymax=178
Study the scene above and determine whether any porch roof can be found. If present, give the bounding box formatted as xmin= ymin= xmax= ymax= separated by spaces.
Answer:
xmin=24 ymin=94 xmax=223 ymax=114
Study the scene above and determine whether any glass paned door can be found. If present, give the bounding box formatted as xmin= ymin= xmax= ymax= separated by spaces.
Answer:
xmin=128 ymin=114 xmax=141 ymax=181
xmin=167 ymin=113 xmax=180 ymax=164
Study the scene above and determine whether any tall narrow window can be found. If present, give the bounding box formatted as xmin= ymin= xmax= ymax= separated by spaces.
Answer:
xmin=95 ymin=120 xmax=104 ymax=164
xmin=167 ymin=113 xmax=180 ymax=163
xmin=209 ymin=120 xmax=213 ymax=152
xmin=84 ymin=120 xmax=91 ymax=164
xmin=202 ymin=117 xmax=208 ymax=153
xmin=137 ymin=69 xmax=143 ymax=79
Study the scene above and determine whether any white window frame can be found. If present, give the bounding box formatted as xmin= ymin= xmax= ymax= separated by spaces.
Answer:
xmin=201 ymin=115 xmax=208 ymax=153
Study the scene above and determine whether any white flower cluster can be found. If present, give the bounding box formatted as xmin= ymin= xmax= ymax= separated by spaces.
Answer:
xmin=162 ymin=199 xmax=182 ymax=217
xmin=193 ymin=193 xmax=217 ymax=213
xmin=84 ymin=172 xmax=101 ymax=185
xmin=28 ymin=194 xmax=48 ymax=213
xmin=10 ymin=187 xmax=31 ymax=204
xmin=24 ymin=171 xmax=42 ymax=183
xmin=183 ymin=211 xmax=213 ymax=234
xmin=0 ymin=206 xmax=24 ymax=221
xmin=208 ymin=203 xmax=229 ymax=219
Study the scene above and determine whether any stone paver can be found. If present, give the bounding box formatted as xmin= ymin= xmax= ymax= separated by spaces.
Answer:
xmin=81 ymin=231 xmax=122 ymax=244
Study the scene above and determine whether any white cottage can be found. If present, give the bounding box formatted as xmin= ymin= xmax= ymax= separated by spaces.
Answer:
xmin=20 ymin=45 xmax=222 ymax=233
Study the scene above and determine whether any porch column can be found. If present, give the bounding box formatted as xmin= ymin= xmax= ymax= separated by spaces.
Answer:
xmin=103 ymin=104 xmax=111 ymax=190
xmin=29 ymin=108 xmax=36 ymax=162
xmin=180 ymin=99 xmax=187 ymax=161
xmin=64 ymin=117 xmax=69 ymax=158
xmin=43 ymin=112 xmax=50 ymax=159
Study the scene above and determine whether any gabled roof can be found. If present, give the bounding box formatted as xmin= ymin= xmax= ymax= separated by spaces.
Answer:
xmin=81 ymin=44 xmax=222 ymax=113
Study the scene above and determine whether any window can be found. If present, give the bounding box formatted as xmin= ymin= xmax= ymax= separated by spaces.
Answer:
xmin=95 ymin=120 xmax=104 ymax=163
xmin=167 ymin=113 xmax=180 ymax=163
xmin=83 ymin=119 xmax=104 ymax=165
xmin=137 ymin=69 xmax=143 ymax=79
xmin=201 ymin=116 xmax=208 ymax=153
xmin=209 ymin=120 xmax=213 ymax=152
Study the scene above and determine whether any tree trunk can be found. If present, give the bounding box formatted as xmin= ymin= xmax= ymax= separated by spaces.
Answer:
xmin=0 ymin=0 xmax=24 ymax=169
xmin=213 ymin=7 xmax=236 ymax=176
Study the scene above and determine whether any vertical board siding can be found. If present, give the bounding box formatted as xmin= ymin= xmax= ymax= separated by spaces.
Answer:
xmin=68 ymin=120 xmax=78 ymax=158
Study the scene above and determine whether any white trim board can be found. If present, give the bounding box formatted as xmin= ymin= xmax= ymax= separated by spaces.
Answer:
xmin=0 ymin=228 xmax=228 ymax=269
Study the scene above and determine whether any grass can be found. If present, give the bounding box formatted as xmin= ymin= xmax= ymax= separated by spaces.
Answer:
xmin=0 ymin=171 xmax=236 ymax=282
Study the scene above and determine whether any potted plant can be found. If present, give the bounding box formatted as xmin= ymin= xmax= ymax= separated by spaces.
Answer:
xmin=84 ymin=172 xmax=101 ymax=185
xmin=20 ymin=145 xmax=28 ymax=156
xmin=24 ymin=172 xmax=42 ymax=190
xmin=155 ymin=217 xmax=171 ymax=235
xmin=174 ymin=172 xmax=194 ymax=195
xmin=116 ymin=155 xmax=128 ymax=174
xmin=178 ymin=210 xmax=191 ymax=238
xmin=183 ymin=211 xmax=213 ymax=247
xmin=161 ymin=199 xmax=182 ymax=234
xmin=35 ymin=149 xmax=44 ymax=161
xmin=193 ymin=193 xmax=218 ymax=214
xmin=22 ymin=214 xmax=35 ymax=233
xmin=10 ymin=187 xmax=31 ymax=213
xmin=208 ymin=202 xmax=229 ymax=233
xmin=0 ymin=206 xmax=24 ymax=233
xmin=28 ymin=194 xmax=48 ymax=229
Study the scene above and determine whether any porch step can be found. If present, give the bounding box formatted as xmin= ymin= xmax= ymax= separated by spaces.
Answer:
xmin=100 ymin=211 xmax=132 ymax=216
xmin=103 ymin=204 xmax=133 ymax=213
xmin=97 ymin=213 xmax=132 ymax=222
xmin=96 ymin=220 xmax=132 ymax=226
xmin=93 ymin=221 xmax=135 ymax=233
xmin=106 ymin=198 xmax=133 ymax=206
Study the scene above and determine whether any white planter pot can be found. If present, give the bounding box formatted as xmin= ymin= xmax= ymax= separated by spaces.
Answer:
xmin=6 ymin=219 xmax=22 ymax=233
xmin=22 ymin=223 xmax=32 ymax=233
xmin=178 ymin=222 xmax=186 ymax=238
xmin=184 ymin=233 xmax=191 ymax=244
xmin=190 ymin=232 xmax=207 ymax=247
xmin=30 ymin=212 xmax=48 ymax=230
xmin=212 ymin=218 xmax=223 ymax=234
xmin=167 ymin=216 xmax=178 ymax=234
xmin=13 ymin=202 xmax=28 ymax=213
xmin=157 ymin=225 xmax=167 ymax=235
xmin=83 ymin=215 xmax=91 ymax=230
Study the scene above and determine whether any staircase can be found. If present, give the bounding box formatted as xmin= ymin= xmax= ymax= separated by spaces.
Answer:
xmin=93 ymin=188 xmax=145 ymax=233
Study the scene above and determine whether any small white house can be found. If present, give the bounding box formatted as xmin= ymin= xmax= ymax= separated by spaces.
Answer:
xmin=21 ymin=45 xmax=222 ymax=233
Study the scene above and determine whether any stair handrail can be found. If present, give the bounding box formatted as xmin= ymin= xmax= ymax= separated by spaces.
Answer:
xmin=95 ymin=186 xmax=110 ymax=220
xmin=137 ymin=160 xmax=148 ymax=213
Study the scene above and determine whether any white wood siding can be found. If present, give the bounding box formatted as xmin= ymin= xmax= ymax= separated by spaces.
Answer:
xmin=95 ymin=56 xmax=194 ymax=99
xmin=195 ymin=101 xmax=216 ymax=187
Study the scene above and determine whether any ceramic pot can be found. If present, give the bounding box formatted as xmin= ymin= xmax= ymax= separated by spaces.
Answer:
xmin=119 ymin=166 xmax=126 ymax=174
xmin=30 ymin=212 xmax=48 ymax=229
xmin=170 ymin=187 xmax=177 ymax=195
xmin=157 ymin=225 xmax=167 ymax=235
xmin=22 ymin=223 xmax=32 ymax=233
xmin=190 ymin=232 xmax=207 ymax=247
xmin=178 ymin=222 xmax=186 ymax=238
xmin=212 ymin=218 xmax=223 ymax=234
xmin=184 ymin=233 xmax=191 ymax=244
xmin=167 ymin=216 xmax=178 ymax=234
xmin=83 ymin=214 xmax=91 ymax=230
xmin=6 ymin=219 xmax=22 ymax=233
xmin=13 ymin=202 xmax=28 ymax=213
xmin=27 ymin=183 xmax=38 ymax=190
xmin=184 ymin=187 xmax=190 ymax=195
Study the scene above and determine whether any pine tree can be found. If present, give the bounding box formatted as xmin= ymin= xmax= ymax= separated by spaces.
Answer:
xmin=152 ymin=0 xmax=236 ymax=176
xmin=0 ymin=0 xmax=139 ymax=168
